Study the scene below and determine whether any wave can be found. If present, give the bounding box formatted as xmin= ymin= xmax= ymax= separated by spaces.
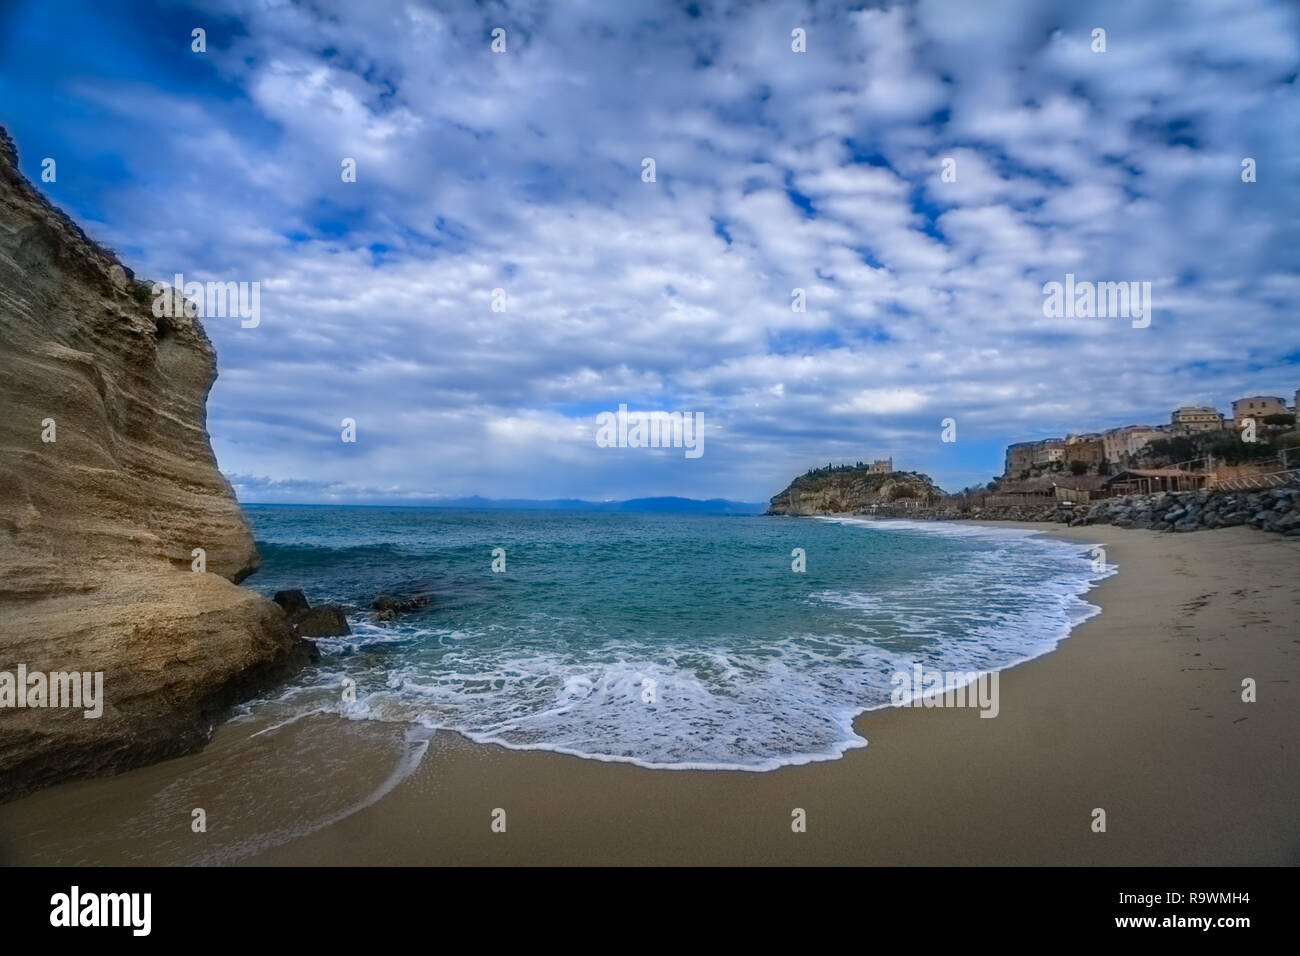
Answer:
xmin=237 ymin=514 xmax=1114 ymax=773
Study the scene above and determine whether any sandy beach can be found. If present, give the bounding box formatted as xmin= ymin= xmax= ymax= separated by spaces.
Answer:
xmin=1 ymin=522 xmax=1297 ymax=866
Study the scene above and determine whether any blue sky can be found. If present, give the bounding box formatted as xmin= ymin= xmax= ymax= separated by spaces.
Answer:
xmin=3 ymin=0 xmax=1298 ymax=503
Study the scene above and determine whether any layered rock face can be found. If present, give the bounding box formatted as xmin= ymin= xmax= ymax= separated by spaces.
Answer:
xmin=767 ymin=466 xmax=944 ymax=516
xmin=0 ymin=127 xmax=309 ymax=801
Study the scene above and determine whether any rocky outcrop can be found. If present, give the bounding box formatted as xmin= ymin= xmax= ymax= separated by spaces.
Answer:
xmin=272 ymin=589 xmax=352 ymax=636
xmin=272 ymin=589 xmax=312 ymax=619
xmin=767 ymin=466 xmax=944 ymax=516
xmin=295 ymin=606 xmax=351 ymax=637
xmin=0 ymin=127 xmax=312 ymax=802
xmin=372 ymin=593 xmax=431 ymax=622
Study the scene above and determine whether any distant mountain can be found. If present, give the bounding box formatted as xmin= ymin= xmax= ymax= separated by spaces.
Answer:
xmin=261 ymin=495 xmax=766 ymax=514
xmin=606 ymin=497 xmax=764 ymax=514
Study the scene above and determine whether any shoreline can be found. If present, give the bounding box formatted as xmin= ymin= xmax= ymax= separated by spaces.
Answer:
xmin=1 ymin=521 xmax=1297 ymax=865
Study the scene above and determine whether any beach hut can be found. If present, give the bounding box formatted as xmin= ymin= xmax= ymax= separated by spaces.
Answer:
xmin=1103 ymin=468 xmax=1209 ymax=495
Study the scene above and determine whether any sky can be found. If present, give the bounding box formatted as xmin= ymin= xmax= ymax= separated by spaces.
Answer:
xmin=2 ymin=0 xmax=1298 ymax=504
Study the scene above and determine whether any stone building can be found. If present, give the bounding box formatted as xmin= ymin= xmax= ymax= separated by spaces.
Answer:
xmin=867 ymin=458 xmax=893 ymax=474
xmin=1231 ymin=395 xmax=1289 ymax=425
xmin=1005 ymin=442 xmax=1039 ymax=478
xmin=1004 ymin=439 xmax=1068 ymax=477
xmin=1170 ymin=406 xmax=1224 ymax=435
xmin=1033 ymin=440 xmax=1067 ymax=465
xmin=1102 ymin=425 xmax=1167 ymax=464
xmin=1064 ymin=433 xmax=1105 ymax=467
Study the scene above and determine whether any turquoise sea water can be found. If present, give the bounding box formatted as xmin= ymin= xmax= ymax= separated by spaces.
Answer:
xmin=240 ymin=506 xmax=1112 ymax=770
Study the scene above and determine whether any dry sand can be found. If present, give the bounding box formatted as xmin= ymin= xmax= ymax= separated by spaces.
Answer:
xmin=1 ymin=523 xmax=1297 ymax=866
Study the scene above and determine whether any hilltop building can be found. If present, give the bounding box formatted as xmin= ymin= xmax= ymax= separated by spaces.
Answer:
xmin=1231 ymin=395 xmax=1288 ymax=424
xmin=1064 ymin=433 xmax=1106 ymax=467
xmin=1005 ymin=441 xmax=1037 ymax=478
xmin=1001 ymin=387 xmax=1296 ymax=482
xmin=1005 ymin=439 xmax=1065 ymax=478
xmin=866 ymin=458 xmax=893 ymax=474
xmin=1034 ymin=441 xmax=1067 ymax=465
xmin=1101 ymin=425 xmax=1167 ymax=464
xmin=1170 ymin=406 xmax=1224 ymax=436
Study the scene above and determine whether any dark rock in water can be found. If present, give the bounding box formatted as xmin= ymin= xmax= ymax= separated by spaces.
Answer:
xmin=273 ymin=589 xmax=311 ymax=618
xmin=270 ymin=590 xmax=353 ymax=635
xmin=296 ymin=605 xmax=351 ymax=637
xmin=372 ymin=593 xmax=432 ymax=620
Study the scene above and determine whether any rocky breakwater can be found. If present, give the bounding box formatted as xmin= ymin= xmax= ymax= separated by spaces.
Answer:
xmin=0 ymin=127 xmax=313 ymax=802
xmin=946 ymin=483 xmax=1300 ymax=536
xmin=1085 ymin=486 xmax=1300 ymax=534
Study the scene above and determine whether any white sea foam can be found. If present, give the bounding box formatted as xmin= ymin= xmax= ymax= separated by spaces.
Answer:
xmin=243 ymin=517 xmax=1113 ymax=773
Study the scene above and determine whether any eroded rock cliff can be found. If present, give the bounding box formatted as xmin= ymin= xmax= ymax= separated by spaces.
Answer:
xmin=0 ymin=127 xmax=311 ymax=801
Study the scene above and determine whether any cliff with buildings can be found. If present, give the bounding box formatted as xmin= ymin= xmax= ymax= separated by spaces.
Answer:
xmin=0 ymin=127 xmax=314 ymax=802
xmin=767 ymin=463 xmax=944 ymax=516
xmin=1000 ymin=398 xmax=1297 ymax=483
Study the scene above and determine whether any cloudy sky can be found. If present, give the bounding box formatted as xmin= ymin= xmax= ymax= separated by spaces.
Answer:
xmin=3 ymin=0 xmax=1298 ymax=503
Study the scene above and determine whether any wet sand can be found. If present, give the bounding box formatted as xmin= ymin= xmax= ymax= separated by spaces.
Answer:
xmin=2 ymin=523 xmax=1297 ymax=866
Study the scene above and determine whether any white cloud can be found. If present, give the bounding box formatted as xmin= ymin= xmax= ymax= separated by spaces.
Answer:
xmin=41 ymin=0 xmax=1300 ymax=500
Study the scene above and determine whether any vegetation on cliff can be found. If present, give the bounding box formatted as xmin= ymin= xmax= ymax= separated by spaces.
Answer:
xmin=767 ymin=464 xmax=946 ymax=516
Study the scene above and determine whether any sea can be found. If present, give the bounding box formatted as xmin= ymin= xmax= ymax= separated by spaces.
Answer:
xmin=236 ymin=505 xmax=1114 ymax=772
